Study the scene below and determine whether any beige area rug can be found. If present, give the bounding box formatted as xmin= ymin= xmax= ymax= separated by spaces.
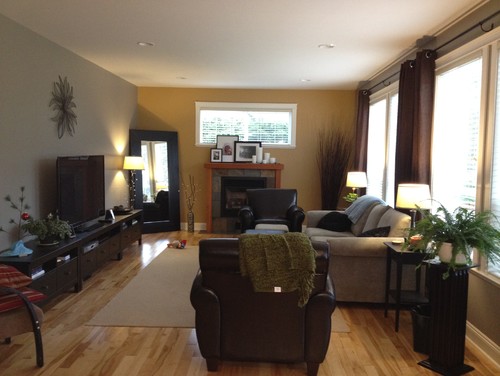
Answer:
xmin=87 ymin=246 xmax=199 ymax=328
xmin=87 ymin=246 xmax=350 ymax=332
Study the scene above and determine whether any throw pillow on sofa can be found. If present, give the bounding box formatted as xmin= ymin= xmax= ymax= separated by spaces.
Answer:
xmin=317 ymin=212 xmax=352 ymax=232
xmin=359 ymin=226 xmax=391 ymax=237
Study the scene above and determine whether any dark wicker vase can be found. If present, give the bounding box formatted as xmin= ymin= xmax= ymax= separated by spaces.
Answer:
xmin=187 ymin=210 xmax=195 ymax=233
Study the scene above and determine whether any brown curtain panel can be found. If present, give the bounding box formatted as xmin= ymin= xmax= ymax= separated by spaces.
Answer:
xmin=354 ymin=90 xmax=370 ymax=171
xmin=394 ymin=50 xmax=436 ymax=197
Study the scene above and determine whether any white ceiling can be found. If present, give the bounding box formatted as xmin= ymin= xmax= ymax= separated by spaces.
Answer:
xmin=0 ymin=0 xmax=488 ymax=89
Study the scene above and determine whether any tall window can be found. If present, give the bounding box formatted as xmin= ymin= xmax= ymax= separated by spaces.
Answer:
xmin=432 ymin=32 xmax=500 ymax=280
xmin=488 ymin=45 xmax=500 ymax=277
xmin=196 ymin=102 xmax=297 ymax=147
xmin=432 ymin=55 xmax=482 ymax=211
xmin=367 ymin=86 xmax=398 ymax=206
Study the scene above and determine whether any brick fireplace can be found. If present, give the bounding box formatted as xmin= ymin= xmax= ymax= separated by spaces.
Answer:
xmin=204 ymin=162 xmax=284 ymax=233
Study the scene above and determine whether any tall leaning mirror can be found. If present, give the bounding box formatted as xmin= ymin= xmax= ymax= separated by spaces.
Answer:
xmin=129 ymin=130 xmax=180 ymax=233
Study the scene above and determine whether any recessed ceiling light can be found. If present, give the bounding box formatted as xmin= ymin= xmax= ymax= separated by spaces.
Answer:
xmin=176 ymin=76 xmax=187 ymax=80
xmin=301 ymin=78 xmax=311 ymax=82
xmin=318 ymin=43 xmax=335 ymax=49
xmin=137 ymin=41 xmax=155 ymax=47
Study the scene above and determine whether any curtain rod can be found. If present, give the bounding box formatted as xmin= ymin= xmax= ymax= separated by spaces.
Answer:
xmin=434 ymin=10 xmax=500 ymax=52
xmin=362 ymin=10 xmax=500 ymax=94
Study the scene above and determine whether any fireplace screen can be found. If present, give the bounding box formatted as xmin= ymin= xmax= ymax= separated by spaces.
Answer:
xmin=221 ymin=176 xmax=267 ymax=217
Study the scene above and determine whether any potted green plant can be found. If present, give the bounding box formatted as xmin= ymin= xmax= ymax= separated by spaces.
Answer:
xmin=407 ymin=204 xmax=500 ymax=277
xmin=22 ymin=213 xmax=72 ymax=245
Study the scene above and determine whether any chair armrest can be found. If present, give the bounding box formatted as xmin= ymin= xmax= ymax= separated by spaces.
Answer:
xmin=286 ymin=205 xmax=305 ymax=232
xmin=238 ymin=206 xmax=254 ymax=232
xmin=190 ymin=271 xmax=221 ymax=359
xmin=0 ymin=286 xmax=44 ymax=367
xmin=305 ymin=276 xmax=336 ymax=363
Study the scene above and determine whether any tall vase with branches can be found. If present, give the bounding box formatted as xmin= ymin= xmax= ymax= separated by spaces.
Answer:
xmin=181 ymin=174 xmax=199 ymax=232
xmin=1 ymin=186 xmax=30 ymax=241
xmin=316 ymin=128 xmax=352 ymax=210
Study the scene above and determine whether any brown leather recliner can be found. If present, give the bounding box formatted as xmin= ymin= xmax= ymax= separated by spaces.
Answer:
xmin=190 ymin=238 xmax=336 ymax=376
xmin=238 ymin=188 xmax=305 ymax=232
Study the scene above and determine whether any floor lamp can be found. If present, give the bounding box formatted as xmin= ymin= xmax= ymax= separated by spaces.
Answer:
xmin=123 ymin=156 xmax=145 ymax=209
xmin=395 ymin=184 xmax=432 ymax=228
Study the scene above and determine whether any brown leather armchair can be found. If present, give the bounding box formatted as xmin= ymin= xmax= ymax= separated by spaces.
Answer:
xmin=143 ymin=190 xmax=169 ymax=222
xmin=238 ymin=188 xmax=305 ymax=232
xmin=190 ymin=238 xmax=336 ymax=376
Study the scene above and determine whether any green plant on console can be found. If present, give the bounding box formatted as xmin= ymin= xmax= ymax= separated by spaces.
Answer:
xmin=407 ymin=203 xmax=500 ymax=278
xmin=22 ymin=213 xmax=72 ymax=243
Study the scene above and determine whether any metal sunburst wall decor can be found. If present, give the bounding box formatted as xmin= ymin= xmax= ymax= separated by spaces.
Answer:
xmin=49 ymin=75 xmax=77 ymax=139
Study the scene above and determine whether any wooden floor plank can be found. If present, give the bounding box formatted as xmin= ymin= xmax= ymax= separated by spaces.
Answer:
xmin=0 ymin=230 xmax=498 ymax=375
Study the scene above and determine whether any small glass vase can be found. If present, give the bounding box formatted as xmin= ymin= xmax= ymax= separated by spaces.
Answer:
xmin=187 ymin=210 xmax=195 ymax=233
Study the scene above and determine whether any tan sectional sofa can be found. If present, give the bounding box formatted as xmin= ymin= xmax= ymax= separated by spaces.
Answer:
xmin=305 ymin=196 xmax=421 ymax=303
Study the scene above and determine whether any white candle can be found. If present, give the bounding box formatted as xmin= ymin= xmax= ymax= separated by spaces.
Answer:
xmin=256 ymin=147 xmax=263 ymax=163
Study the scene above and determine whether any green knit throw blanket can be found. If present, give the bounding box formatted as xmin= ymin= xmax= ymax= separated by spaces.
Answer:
xmin=239 ymin=232 xmax=316 ymax=307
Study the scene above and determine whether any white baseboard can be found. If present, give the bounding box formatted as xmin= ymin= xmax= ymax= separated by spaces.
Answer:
xmin=466 ymin=321 xmax=500 ymax=368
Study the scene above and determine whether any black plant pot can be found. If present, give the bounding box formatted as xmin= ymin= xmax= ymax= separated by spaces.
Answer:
xmin=38 ymin=235 xmax=60 ymax=246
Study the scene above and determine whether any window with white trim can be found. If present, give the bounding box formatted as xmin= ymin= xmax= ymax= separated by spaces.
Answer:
xmin=195 ymin=102 xmax=297 ymax=147
xmin=432 ymin=32 xmax=500 ymax=280
xmin=367 ymin=85 xmax=398 ymax=206
xmin=488 ymin=43 xmax=500 ymax=277
xmin=432 ymin=54 xmax=482 ymax=212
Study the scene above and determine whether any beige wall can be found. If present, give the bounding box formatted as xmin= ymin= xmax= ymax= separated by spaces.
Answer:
xmin=0 ymin=15 xmax=137 ymax=249
xmin=137 ymin=87 xmax=357 ymax=225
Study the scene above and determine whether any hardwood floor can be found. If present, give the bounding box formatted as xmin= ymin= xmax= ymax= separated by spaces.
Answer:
xmin=1 ymin=231 xmax=498 ymax=376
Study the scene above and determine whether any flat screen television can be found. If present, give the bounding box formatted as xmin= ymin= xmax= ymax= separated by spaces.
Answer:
xmin=57 ymin=155 xmax=105 ymax=230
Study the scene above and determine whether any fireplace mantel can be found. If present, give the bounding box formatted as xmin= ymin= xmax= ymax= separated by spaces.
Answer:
xmin=205 ymin=163 xmax=284 ymax=233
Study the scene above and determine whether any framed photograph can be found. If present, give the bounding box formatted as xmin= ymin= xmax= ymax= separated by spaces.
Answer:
xmin=216 ymin=135 xmax=239 ymax=162
xmin=210 ymin=148 xmax=222 ymax=163
xmin=234 ymin=141 xmax=262 ymax=162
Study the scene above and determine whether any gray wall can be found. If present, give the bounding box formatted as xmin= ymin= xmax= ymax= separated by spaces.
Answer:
xmin=0 ymin=14 xmax=137 ymax=249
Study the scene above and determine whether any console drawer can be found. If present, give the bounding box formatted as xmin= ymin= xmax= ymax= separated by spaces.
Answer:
xmin=121 ymin=224 xmax=141 ymax=248
xmin=82 ymin=249 xmax=97 ymax=279
xmin=57 ymin=258 xmax=78 ymax=289
xmin=96 ymin=243 xmax=110 ymax=266
xmin=30 ymin=269 xmax=57 ymax=297
xmin=106 ymin=234 xmax=121 ymax=258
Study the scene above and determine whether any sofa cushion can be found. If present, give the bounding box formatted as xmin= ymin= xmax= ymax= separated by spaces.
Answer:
xmin=317 ymin=212 xmax=352 ymax=232
xmin=359 ymin=226 xmax=391 ymax=237
xmin=362 ymin=204 xmax=390 ymax=233
xmin=350 ymin=203 xmax=379 ymax=236
xmin=378 ymin=209 xmax=411 ymax=237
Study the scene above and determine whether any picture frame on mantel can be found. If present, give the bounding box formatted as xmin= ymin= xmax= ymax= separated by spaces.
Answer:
xmin=210 ymin=148 xmax=222 ymax=162
xmin=216 ymin=135 xmax=239 ymax=162
xmin=235 ymin=141 xmax=262 ymax=162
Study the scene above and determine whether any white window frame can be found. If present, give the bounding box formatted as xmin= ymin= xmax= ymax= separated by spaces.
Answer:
xmin=367 ymin=82 xmax=398 ymax=206
xmin=433 ymin=28 xmax=500 ymax=285
xmin=195 ymin=102 xmax=297 ymax=148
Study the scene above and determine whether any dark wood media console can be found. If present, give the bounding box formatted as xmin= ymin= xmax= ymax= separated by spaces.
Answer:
xmin=0 ymin=210 xmax=142 ymax=301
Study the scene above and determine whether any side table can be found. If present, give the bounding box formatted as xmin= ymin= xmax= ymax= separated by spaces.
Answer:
xmin=384 ymin=241 xmax=427 ymax=331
